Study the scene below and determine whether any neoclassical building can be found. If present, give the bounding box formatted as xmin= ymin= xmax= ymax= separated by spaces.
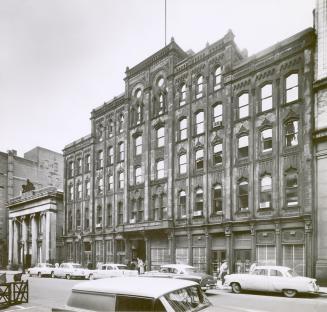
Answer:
xmin=7 ymin=187 xmax=64 ymax=268
xmin=63 ymin=1 xmax=327 ymax=283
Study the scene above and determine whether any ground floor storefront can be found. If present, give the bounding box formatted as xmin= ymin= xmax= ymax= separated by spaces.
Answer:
xmin=63 ymin=217 xmax=313 ymax=277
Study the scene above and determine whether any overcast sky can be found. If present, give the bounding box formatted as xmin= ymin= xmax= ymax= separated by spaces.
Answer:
xmin=0 ymin=0 xmax=315 ymax=156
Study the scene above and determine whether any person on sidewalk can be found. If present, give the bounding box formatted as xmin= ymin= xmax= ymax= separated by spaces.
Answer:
xmin=218 ymin=260 xmax=229 ymax=285
xmin=249 ymin=262 xmax=257 ymax=273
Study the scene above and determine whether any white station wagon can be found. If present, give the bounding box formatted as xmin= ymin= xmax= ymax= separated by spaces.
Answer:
xmin=53 ymin=276 xmax=212 ymax=312
xmin=224 ymin=265 xmax=319 ymax=297
xmin=87 ymin=263 xmax=138 ymax=280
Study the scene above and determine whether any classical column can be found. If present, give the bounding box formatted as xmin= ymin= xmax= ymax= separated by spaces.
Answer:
xmin=40 ymin=212 xmax=46 ymax=263
xmin=145 ymin=237 xmax=151 ymax=271
xmin=225 ymin=225 xmax=232 ymax=273
xmin=31 ymin=214 xmax=38 ymax=265
xmin=45 ymin=211 xmax=51 ymax=262
xmin=188 ymin=232 xmax=192 ymax=266
xmin=205 ymin=232 xmax=211 ymax=274
xmin=8 ymin=218 xmax=13 ymax=268
xmin=13 ymin=218 xmax=19 ymax=266
xmin=168 ymin=232 xmax=175 ymax=263
xmin=250 ymin=224 xmax=256 ymax=262
xmin=305 ymin=221 xmax=313 ymax=277
xmin=21 ymin=216 xmax=27 ymax=268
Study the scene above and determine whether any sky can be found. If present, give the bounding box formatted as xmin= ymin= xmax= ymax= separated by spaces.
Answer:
xmin=0 ymin=0 xmax=315 ymax=156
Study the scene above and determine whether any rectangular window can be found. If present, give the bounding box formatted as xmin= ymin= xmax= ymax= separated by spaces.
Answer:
xmin=105 ymin=240 xmax=113 ymax=263
xmin=193 ymin=247 xmax=206 ymax=272
xmin=117 ymin=203 xmax=124 ymax=225
xmin=176 ymin=248 xmax=189 ymax=265
xmin=95 ymin=240 xmax=103 ymax=263
xmin=118 ymin=172 xmax=124 ymax=189
xmin=285 ymin=121 xmax=298 ymax=147
xmin=68 ymin=161 xmax=74 ymax=178
xmin=135 ymin=167 xmax=142 ymax=184
xmin=286 ymin=172 xmax=298 ymax=207
xmin=84 ymin=207 xmax=89 ymax=230
xmin=195 ymin=149 xmax=204 ymax=170
xmin=238 ymin=93 xmax=249 ymax=119
xmin=261 ymin=128 xmax=272 ymax=152
xmin=108 ymin=174 xmax=113 ymax=191
xmin=257 ymin=245 xmax=276 ymax=266
xmin=286 ymin=74 xmax=298 ymax=103
xmin=107 ymin=204 xmax=112 ymax=227
xmin=76 ymin=158 xmax=82 ymax=175
xmin=157 ymin=127 xmax=165 ymax=147
xmin=261 ymin=84 xmax=273 ymax=111
xmin=179 ymin=154 xmax=187 ymax=174
xmin=179 ymin=118 xmax=187 ymax=141
xmin=119 ymin=143 xmax=124 ymax=162
xmin=85 ymin=155 xmax=91 ymax=173
xmin=135 ymin=136 xmax=142 ymax=155
xmin=283 ymin=244 xmax=304 ymax=276
xmin=107 ymin=147 xmax=113 ymax=165
xmin=213 ymin=185 xmax=222 ymax=213
xmin=195 ymin=112 xmax=204 ymax=135
xmin=150 ymin=248 xmax=169 ymax=271
xmin=97 ymin=151 xmax=103 ymax=169
xmin=213 ymin=104 xmax=223 ymax=125
xmin=213 ymin=143 xmax=222 ymax=165
xmin=156 ymin=160 xmax=165 ymax=179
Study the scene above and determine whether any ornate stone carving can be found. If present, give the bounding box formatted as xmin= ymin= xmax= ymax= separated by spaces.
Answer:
xmin=22 ymin=179 xmax=35 ymax=193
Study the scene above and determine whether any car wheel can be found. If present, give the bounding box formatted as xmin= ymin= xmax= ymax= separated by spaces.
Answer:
xmin=66 ymin=274 xmax=71 ymax=280
xmin=89 ymin=274 xmax=94 ymax=280
xmin=283 ymin=289 xmax=297 ymax=298
xmin=51 ymin=272 xmax=55 ymax=278
xmin=231 ymin=282 xmax=241 ymax=294
xmin=38 ymin=272 xmax=42 ymax=278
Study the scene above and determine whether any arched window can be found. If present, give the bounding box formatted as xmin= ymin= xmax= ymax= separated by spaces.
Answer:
xmin=286 ymin=73 xmax=298 ymax=103
xmin=135 ymin=135 xmax=142 ymax=155
xmin=135 ymin=166 xmax=142 ymax=184
xmin=180 ymin=83 xmax=186 ymax=106
xmin=238 ymin=93 xmax=249 ymax=119
xmin=179 ymin=117 xmax=187 ymax=141
xmin=214 ymin=66 xmax=222 ymax=90
xmin=118 ymin=172 xmax=124 ymax=189
xmin=118 ymin=142 xmax=124 ymax=161
xmin=261 ymin=128 xmax=272 ymax=153
xmin=107 ymin=146 xmax=113 ymax=165
xmin=238 ymin=180 xmax=249 ymax=211
xmin=260 ymin=175 xmax=272 ymax=209
xmin=194 ymin=188 xmax=203 ymax=216
xmin=213 ymin=184 xmax=222 ymax=213
xmin=158 ymin=94 xmax=165 ymax=114
xmin=196 ymin=75 xmax=204 ymax=98
xmin=179 ymin=190 xmax=187 ymax=217
xmin=213 ymin=142 xmax=223 ymax=165
xmin=238 ymin=134 xmax=249 ymax=158
xmin=179 ymin=153 xmax=187 ymax=174
xmin=195 ymin=148 xmax=204 ymax=170
xmin=212 ymin=103 xmax=223 ymax=126
xmin=285 ymin=120 xmax=298 ymax=147
xmin=195 ymin=111 xmax=204 ymax=135
xmin=136 ymin=104 xmax=142 ymax=124
xmin=285 ymin=170 xmax=298 ymax=207
xmin=97 ymin=150 xmax=103 ymax=169
xmin=96 ymin=205 xmax=102 ymax=226
xmin=261 ymin=84 xmax=273 ymax=111
xmin=118 ymin=114 xmax=124 ymax=133
xmin=156 ymin=159 xmax=165 ymax=179
xmin=157 ymin=126 xmax=165 ymax=147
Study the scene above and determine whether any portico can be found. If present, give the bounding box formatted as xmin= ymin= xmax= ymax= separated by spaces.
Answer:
xmin=7 ymin=187 xmax=63 ymax=268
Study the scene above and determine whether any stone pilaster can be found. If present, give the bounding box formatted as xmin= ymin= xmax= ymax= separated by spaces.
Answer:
xmin=13 ymin=218 xmax=19 ymax=266
xmin=8 ymin=218 xmax=13 ymax=268
xmin=31 ymin=214 xmax=38 ymax=265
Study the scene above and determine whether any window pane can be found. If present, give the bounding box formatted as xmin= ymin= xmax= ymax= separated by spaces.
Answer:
xmin=239 ymin=106 xmax=249 ymax=118
xmin=286 ymin=74 xmax=298 ymax=103
xmin=239 ymin=135 xmax=248 ymax=148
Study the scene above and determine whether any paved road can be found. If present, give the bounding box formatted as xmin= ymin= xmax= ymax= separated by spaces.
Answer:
xmin=3 ymin=276 xmax=327 ymax=312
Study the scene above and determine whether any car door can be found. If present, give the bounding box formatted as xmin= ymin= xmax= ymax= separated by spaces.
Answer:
xmin=270 ymin=269 xmax=288 ymax=292
xmin=246 ymin=268 xmax=269 ymax=291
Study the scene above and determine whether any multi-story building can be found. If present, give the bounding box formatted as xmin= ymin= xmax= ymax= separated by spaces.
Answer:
xmin=0 ymin=147 xmax=63 ymax=268
xmin=63 ymin=25 xmax=317 ymax=277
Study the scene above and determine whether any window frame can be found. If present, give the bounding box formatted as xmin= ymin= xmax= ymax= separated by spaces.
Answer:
xmin=285 ymin=170 xmax=298 ymax=207
xmin=212 ymin=184 xmax=223 ymax=214
xmin=260 ymin=175 xmax=272 ymax=209
xmin=179 ymin=117 xmax=188 ymax=141
xmin=285 ymin=73 xmax=299 ymax=103
xmin=285 ymin=120 xmax=299 ymax=147
xmin=195 ymin=111 xmax=204 ymax=135
xmin=180 ymin=83 xmax=187 ymax=106
xmin=214 ymin=66 xmax=222 ymax=90
xmin=135 ymin=135 xmax=142 ymax=155
xmin=195 ymin=148 xmax=204 ymax=170
xmin=178 ymin=153 xmax=187 ymax=174
xmin=213 ymin=142 xmax=223 ymax=166
xmin=261 ymin=83 xmax=273 ymax=112
xmin=135 ymin=166 xmax=142 ymax=184
xmin=238 ymin=179 xmax=249 ymax=211
xmin=157 ymin=126 xmax=165 ymax=148
xmin=261 ymin=128 xmax=273 ymax=153
xmin=238 ymin=134 xmax=249 ymax=158
xmin=238 ymin=93 xmax=249 ymax=119
xmin=196 ymin=75 xmax=204 ymax=99
xmin=156 ymin=159 xmax=165 ymax=179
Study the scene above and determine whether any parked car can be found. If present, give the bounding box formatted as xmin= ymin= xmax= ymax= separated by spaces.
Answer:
xmin=224 ymin=265 xmax=319 ymax=298
xmin=87 ymin=263 xmax=138 ymax=280
xmin=52 ymin=276 xmax=212 ymax=312
xmin=144 ymin=264 xmax=217 ymax=292
xmin=27 ymin=263 xmax=55 ymax=277
xmin=52 ymin=262 xmax=88 ymax=280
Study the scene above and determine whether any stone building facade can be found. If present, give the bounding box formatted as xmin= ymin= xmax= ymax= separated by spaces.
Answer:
xmin=0 ymin=147 xmax=63 ymax=268
xmin=63 ymin=23 xmax=321 ymax=279
xmin=7 ymin=187 xmax=64 ymax=268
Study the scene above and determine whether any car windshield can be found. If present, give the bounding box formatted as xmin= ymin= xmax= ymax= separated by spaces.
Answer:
xmin=285 ymin=269 xmax=299 ymax=277
xmin=117 ymin=265 xmax=127 ymax=270
xmin=164 ymin=285 xmax=211 ymax=311
xmin=72 ymin=264 xmax=81 ymax=269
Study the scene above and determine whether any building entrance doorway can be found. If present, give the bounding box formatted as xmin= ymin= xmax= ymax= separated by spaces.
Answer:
xmin=234 ymin=249 xmax=251 ymax=273
xmin=131 ymin=239 xmax=146 ymax=262
xmin=212 ymin=250 xmax=226 ymax=276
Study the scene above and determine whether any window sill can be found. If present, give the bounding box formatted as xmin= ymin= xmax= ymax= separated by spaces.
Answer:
xmin=282 ymin=98 xmax=301 ymax=107
xmin=257 ymin=108 xmax=274 ymax=116
xmin=235 ymin=116 xmax=251 ymax=123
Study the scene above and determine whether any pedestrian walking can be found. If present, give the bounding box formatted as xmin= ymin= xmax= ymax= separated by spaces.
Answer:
xmin=249 ymin=262 xmax=257 ymax=273
xmin=218 ymin=260 xmax=229 ymax=285
xmin=138 ymin=258 xmax=144 ymax=274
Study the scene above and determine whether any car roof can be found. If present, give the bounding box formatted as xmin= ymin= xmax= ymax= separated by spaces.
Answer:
xmin=161 ymin=264 xmax=193 ymax=269
xmin=71 ymin=277 xmax=198 ymax=298
xmin=254 ymin=265 xmax=291 ymax=271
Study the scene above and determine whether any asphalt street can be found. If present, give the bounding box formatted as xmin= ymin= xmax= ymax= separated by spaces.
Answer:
xmin=3 ymin=276 xmax=327 ymax=312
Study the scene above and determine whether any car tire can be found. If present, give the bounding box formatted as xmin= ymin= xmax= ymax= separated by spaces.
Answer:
xmin=51 ymin=272 xmax=55 ymax=278
xmin=89 ymin=274 xmax=94 ymax=280
xmin=231 ymin=283 xmax=241 ymax=294
xmin=66 ymin=274 xmax=71 ymax=280
xmin=283 ymin=289 xmax=297 ymax=298
xmin=38 ymin=272 xmax=42 ymax=278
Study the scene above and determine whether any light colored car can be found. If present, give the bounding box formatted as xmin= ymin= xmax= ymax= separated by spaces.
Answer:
xmin=54 ymin=276 xmax=212 ymax=312
xmin=144 ymin=264 xmax=217 ymax=292
xmin=27 ymin=263 xmax=55 ymax=277
xmin=224 ymin=265 xmax=319 ymax=297
xmin=87 ymin=263 xmax=138 ymax=280
xmin=52 ymin=262 xmax=87 ymax=280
